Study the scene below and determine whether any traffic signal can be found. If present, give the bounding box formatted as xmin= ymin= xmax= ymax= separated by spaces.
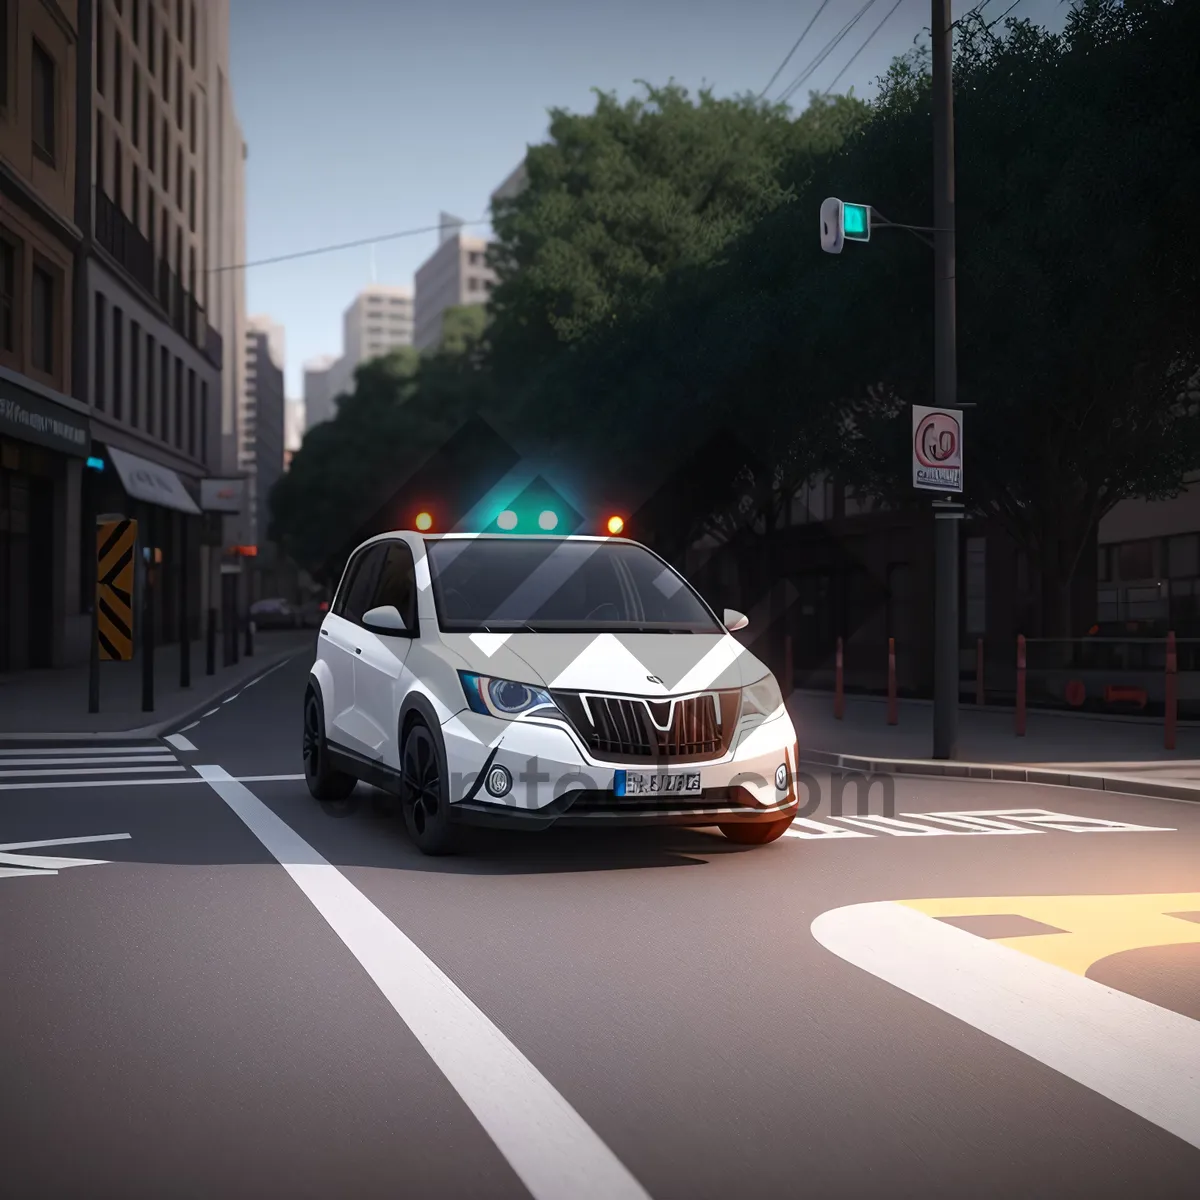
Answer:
xmin=414 ymin=511 xmax=433 ymax=531
xmin=820 ymin=197 xmax=871 ymax=254
xmin=606 ymin=515 xmax=624 ymax=535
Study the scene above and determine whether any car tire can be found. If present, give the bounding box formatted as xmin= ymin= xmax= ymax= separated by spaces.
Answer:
xmin=400 ymin=720 xmax=460 ymax=856
xmin=303 ymin=687 xmax=357 ymax=802
xmin=719 ymin=815 xmax=794 ymax=845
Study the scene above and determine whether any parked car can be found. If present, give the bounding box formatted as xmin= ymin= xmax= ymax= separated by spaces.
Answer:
xmin=249 ymin=597 xmax=303 ymax=629
xmin=303 ymin=531 xmax=800 ymax=855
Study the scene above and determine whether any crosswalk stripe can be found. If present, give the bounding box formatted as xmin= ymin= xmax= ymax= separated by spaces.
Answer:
xmin=0 ymin=765 xmax=187 ymax=779
xmin=0 ymin=745 xmax=169 ymax=757
xmin=0 ymin=755 xmax=178 ymax=767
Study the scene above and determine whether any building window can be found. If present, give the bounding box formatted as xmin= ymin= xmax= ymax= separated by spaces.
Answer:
xmin=188 ymin=246 xmax=195 ymax=299
xmin=200 ymin=380 xmax=207 ymax=464
xmin=189 ymin=92 xmax=196 ymax=153
xmin=113 ymin=37 xmax=123 ymax=123
xmin=132 ymin=0 xmax=141 ymax=43
xmin=95 ymin=2 xmax=105 ymax=97
xmin=94 ymin=294 xmax=107 ymax=411
xmin=188 ymin=169 xmax=195 ymax=231
xmin=112 ymin=306 xmax=124 ymax=421
xmin=162 ymin=118 xmax=169 ymax=192
xmin=177 ymin=0 xmax=184 ymax=33
xmin=1118 ymin=539 xmax=1155 ymax=581
xmin=95 ymin=110 xmax=106 ymax=191
xmin=174 ymin=358 xmax=183 ymax=447
xmin=175 ymin=58 xmax=182 ymax=128
xmin=0 ymin=232 xmax=16 ymax=355
xmin=129 ymin=319 xmax=141 ymax=427
xmin=147 ymin=98 xmax=156 ymax=171
xmin=1167 ymin=534 xmax=1199 ymax=580
xmin=132 ymin=67 xmax=141 ymax=148
xmin=187 ymin=369 xmax=196 ymax=456
xmin=113 ymin=138 xmax=123 ymax=210
xmin=131 ymin=164 xmax=141 ymax=230
xmin=148 ymin=6 xmax=156 ymax=73
xmin=160 ymin=345 xmax=169 ymax=440
xmin=175 ymin=146 xmax=182 ymax=206
xmin=31 ymin=40 xmax=57 ymax=163
xmin=189 ymin=4 xmax=197 ymax=68
xmin=161 ymin=30 xmax=169 ymax=91
xmin=146 ymin=331 xmax=156 ymax=436
xmin=467 ymin=277 xmax=480 ymax=293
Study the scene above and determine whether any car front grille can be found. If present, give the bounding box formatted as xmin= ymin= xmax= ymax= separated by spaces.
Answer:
xmin=550 ymin=690 xmax=740 ymax=763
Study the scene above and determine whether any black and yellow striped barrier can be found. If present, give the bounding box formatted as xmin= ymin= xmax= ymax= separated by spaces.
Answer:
xmin=96 ymin=518 xmax=137 ymax=661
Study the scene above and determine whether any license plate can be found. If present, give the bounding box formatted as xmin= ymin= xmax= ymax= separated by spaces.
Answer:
xmin=614 ymin=770 xmax=702 ymax=798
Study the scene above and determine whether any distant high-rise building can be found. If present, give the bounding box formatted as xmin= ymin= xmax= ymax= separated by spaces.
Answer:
xmin=491 ymin=161 xmax=528 ymax=207
xmin=303 ymin=285 xmax=415 ymax=428
xmin=243 ymin=316 xmax=286 ymax=552
xmin=413 ymin=213 xmax=496 ymax=351
xmin=283 ymin=399 xmax=306 ymax=471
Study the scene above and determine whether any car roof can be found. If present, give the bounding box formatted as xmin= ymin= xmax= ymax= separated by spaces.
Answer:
xmin=353 ymin=531 xmax=640 ymax=548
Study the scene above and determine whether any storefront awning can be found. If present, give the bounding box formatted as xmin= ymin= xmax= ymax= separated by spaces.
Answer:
xmin=107 ymin=446 xmax=201 ymax=515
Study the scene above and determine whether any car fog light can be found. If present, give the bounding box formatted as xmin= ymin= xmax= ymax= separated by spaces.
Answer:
xmin=486 ymin=765 xmax=513 ymax=797
xmin=775 ymin=763 xmax=789 ymax=791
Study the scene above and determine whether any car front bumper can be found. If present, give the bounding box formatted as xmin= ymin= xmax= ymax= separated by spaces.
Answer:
xmin=440 ymin=707 xmax=801 ymax=830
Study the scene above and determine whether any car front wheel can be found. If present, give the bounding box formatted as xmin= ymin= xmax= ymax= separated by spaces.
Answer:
xmin=400 ymin=720 xmax=460 ymax=856
xmin=303 ymin=688 xmax=357 ymax=803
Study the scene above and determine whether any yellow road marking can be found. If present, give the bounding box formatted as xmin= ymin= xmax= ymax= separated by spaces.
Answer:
xmin=901 ymin=894 xmax=1200 ymax=977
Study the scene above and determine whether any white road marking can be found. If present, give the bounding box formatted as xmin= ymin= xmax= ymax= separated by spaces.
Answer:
xmin=0 ymin=765 xmax=186 ymax=779
xmin=0 ymin=755 xmax=177 ymax=767
xmin=783 ymin=818 xmax=873 ymax=839
xmin=0 ymin=773 xmax=304 ymax=791
xmin=0 ymin=745 xmax=167 ymax=757
xmin=908 ymin=812 xmax=1041 ymax=835
xmin=181 ymin=721 xmax=200 ymax=731
xmin=0 ymin=832 xmax=131 ymax=880
xmin=164 ymin=734 xmax=198 ymax=752
xmin=970 ymin=808 xmax=1176 ymax=834
xmin=833 ymin=814 xmax=961 ymax=836
xmin=195 ymin=765 xmax=652 ymax=1200
xmin=811 ymin=901 xmax=1200 ymax=1151
xmin=237 ymin=774 xmax=305 ymax=782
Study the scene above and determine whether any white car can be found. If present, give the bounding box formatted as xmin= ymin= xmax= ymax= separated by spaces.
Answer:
xmin=304 ymin=531 xmax=801 ymax=855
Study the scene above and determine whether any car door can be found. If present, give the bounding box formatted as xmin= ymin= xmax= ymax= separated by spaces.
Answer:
xmin=352 ymin=540 xmax=419 ymax=764
xmin=321 ymin=545 xmax=385 ymax=754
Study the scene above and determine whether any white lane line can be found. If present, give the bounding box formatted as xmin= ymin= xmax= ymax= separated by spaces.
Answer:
xmin=0 ymin=774 xmax=304 ymax=791
xmin=0 ymin=755 xmax=178 ymax=767
xmin=0 ymin=833 xmax=132 ymax=851
xmin=180 ymin=721 xmax=200 ymax=731
xmin=195 ymin=765 xmax=652 ymax=1200
xmin=0 ymin=765 xmax=187 ymax=779
xmin=164 ymin=733 xmax=198 ymax=752
xmin=238 ymin=774 xmax=305 ymax=782
xmin=203 ymin=709 xmax=220 ymax=718
xmin=811 ymin=901 xmax=1200 ymax=1151
xmin=0 ymin=745 xmax=168 ymax=757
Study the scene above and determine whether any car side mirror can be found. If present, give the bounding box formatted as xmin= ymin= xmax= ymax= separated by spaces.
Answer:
xmin=724 ymin=608 xmax=749 ymax=632
xmin=362 ymin=605 xmax=409 ymax=635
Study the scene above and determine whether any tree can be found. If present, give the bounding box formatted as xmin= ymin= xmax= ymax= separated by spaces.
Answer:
xmin=486 ymin=83 xmax=868 ymax=384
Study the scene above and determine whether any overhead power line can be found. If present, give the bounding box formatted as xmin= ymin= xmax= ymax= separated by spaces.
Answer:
xmin=822 ymin=0 xmax=907 ymax=97
xmin=210 ymin=218 xmax=491 ymax=274
xmin=778 ymin=0 xmax=879 ymax=106
xmin=757 ymin=0 xmax=834 ymax=101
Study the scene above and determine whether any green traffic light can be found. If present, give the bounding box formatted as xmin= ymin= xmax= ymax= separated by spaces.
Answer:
xmin=843 ymin=203 xmax=870 ymax=241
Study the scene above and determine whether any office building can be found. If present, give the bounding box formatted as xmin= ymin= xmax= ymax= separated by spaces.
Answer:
xmin=0 ymin=0 xmax=91 ymax=671
xmin=242 ymin=315 xmax=284 ymax=556
xmin=303 ymin=284 xmax=414 ymax=428
xmin=283 ymin=397 xmax=304 ymax=470
xmin=491 ymin=161 xmax=527 ymax=207
xmin=80 ymin=0 xmax=232 ymax=650
xmin=413 ymin=213 xmax=494 ymax=352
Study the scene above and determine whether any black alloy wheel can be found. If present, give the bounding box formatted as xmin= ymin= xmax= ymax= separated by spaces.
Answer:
xmin=400 ymin=721 xmax=460 ymax=856
xmin=303 ymin=688 xmax=357 ymax=803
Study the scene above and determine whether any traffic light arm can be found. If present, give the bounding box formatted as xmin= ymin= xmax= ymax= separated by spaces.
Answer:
xmin=869 ymin=208 xmax=937 ymax=250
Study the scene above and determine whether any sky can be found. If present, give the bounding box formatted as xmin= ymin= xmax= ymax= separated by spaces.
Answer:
xmin=228 ymin=0 xmax=1072 ymax=402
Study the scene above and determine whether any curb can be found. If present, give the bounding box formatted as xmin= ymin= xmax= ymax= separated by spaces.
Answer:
xmin=799 ymin=747 xmax=1200 ymax=805
xmin=0 ymin=646 xmax=309 ymax=743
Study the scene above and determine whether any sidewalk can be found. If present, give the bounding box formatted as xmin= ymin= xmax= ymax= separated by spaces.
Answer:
xmin=788 ymin=688 xmax=1200 ymax=804
xmin=0 ymin=629 xmax=316 ymax=739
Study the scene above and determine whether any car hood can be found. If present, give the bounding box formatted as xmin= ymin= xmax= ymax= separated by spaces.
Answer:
xmin=437 ymin=631 xmax=768 ymax=694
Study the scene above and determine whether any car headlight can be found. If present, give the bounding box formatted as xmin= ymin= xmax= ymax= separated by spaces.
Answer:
xmin=741 ymin=673 xmax=784 ymax=720
xmin=459 ymin=672 xmax=561 ymax=720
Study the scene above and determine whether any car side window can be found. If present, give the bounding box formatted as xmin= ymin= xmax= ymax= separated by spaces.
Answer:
xmin=371 ymin=542 xmax=418 ymax=630
xmin=341 ymin=547 xmax=386 ymax=625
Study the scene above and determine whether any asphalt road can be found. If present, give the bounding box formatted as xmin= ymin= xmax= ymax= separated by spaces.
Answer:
xmin=2 ymin=649 xmax=1198 ymax=1199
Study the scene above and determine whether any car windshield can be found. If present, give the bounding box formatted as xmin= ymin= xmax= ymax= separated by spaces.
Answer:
xmin=424 ymin=538 xmax=722 ymax=634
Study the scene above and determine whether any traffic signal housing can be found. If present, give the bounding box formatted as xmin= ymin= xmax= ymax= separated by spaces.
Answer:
xmin=820 ymin=197 xmax=871 ymax=254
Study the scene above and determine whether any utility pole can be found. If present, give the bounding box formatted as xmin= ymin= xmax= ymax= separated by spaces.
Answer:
xmin=931 ymin=0 xmax=963 ymax=759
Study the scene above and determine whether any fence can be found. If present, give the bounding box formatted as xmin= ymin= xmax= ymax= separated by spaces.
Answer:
xmin=806 ymin=632 xmax=1196 ymax=747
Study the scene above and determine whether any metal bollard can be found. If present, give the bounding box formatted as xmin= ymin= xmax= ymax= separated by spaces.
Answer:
xmin=887 ymin=637 xmax=898 ymax=725
xmin=1015 ymin=634 xmax=1027 ymax=737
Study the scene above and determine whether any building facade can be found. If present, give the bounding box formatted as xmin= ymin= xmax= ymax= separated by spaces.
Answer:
xmin=413 ymin=213 xmax=494 ymax=351
xmin=241 ymin=313 xmax=283 ymax=555
xmin=78 ymin=0 xmax=229 ymax=649
xmin=0 ymin=0 xmax=91 ymax=671
xmin=301 ymin=353 xmax=335 ymax=429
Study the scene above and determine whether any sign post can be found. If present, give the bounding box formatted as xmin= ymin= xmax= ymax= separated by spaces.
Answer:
xmin=96 ymin=518 xmax=137 ymax=664
xmin=912 ymin=404 xmax=964 ymax=760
